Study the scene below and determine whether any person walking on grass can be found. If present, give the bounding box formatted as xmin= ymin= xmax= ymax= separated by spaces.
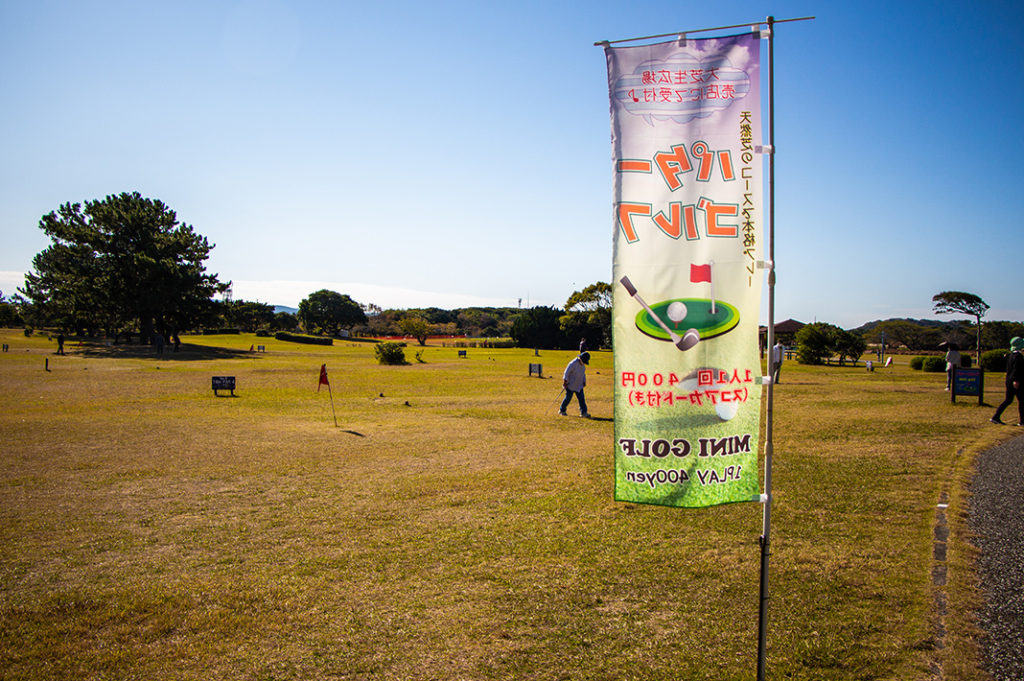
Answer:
xmin=559 ymin=351 xmax=590 ymax=418
xmin=991 ymin=337 xmax=1024 ymax=426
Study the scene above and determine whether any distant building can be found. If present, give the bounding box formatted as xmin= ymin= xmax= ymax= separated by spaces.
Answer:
xmin=759 ymin=319 xmax=806 ymax=351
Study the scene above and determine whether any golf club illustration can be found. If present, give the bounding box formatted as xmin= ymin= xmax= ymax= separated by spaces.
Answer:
xmin=619 ymin=275 xmax=700 ymax=351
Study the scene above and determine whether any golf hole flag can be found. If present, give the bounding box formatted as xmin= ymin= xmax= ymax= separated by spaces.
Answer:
xmin=606 ymin=31 xmax=764 ymax=508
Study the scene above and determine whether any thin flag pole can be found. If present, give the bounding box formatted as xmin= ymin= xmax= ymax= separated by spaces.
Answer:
xmin=319 ymin=364 xmax=339 ymax=428
xmin=327 ymin=382 xmax=338 ymax=428
xmin=757 ymin=15 xmax=777 ymax=681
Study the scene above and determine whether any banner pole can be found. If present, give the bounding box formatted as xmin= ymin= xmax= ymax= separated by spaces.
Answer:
xmin=593 ymin=15 xmax=813 ymax=46
xmin=757 ymin=15 xmax=776 ymax=681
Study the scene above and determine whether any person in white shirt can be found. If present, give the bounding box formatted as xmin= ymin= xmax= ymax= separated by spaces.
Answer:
xmin=559 ymin=351 xmax=590 ymax=418
xmin=771 ymin=342 xmax=784 ymax=384
xmin=945 ymin=344 xmax=961 ymax=391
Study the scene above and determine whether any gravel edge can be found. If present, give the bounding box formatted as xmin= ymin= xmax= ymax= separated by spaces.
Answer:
xmin=967 ymin=433 xmax=1024 ymax=680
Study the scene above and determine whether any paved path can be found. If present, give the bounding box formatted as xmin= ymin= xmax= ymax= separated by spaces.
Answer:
xmin=968 ymin=433 xmax=1024 ymax=680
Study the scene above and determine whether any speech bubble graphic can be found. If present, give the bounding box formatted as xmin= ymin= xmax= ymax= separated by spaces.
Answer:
xmin=612 ymin=47 xmax=753 ymax=125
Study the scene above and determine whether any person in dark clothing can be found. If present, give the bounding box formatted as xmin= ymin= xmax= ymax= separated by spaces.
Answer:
xmin=991 ymin=337 xmax=1024 ymax=425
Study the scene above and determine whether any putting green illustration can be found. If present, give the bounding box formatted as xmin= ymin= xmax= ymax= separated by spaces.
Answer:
xmin=634 ymin=298 xmax=740 ymax=342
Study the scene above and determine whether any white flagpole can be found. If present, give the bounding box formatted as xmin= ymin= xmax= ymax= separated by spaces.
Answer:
xmin=757 ymin=15 xmax=777 ymax=681
xmin=709 ymin=260 xmax=716 ymax=315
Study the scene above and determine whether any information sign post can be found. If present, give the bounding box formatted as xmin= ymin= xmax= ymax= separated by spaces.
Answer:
xmin=951 ymin=367 xmax=983 ymax=405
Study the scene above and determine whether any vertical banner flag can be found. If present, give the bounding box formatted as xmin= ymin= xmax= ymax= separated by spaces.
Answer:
xmin=606 ymin=32 xmax=763 ymax=508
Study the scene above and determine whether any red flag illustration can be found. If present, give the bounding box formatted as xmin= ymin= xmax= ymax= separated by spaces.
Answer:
xmin=691 ymin=262 xmax=716 ymax=314
xmin=690 ymin=263 xmax=712 ymax=283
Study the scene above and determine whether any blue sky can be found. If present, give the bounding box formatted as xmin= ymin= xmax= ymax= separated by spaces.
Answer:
xmin=2 ymin=0 xmax=1022 ymax=328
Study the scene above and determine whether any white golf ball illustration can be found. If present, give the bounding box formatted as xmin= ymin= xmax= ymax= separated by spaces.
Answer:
xmin=715 ymin=401 xmax=740 ymax=421
xmin=666 ymin=301 xmax=687 ymax=323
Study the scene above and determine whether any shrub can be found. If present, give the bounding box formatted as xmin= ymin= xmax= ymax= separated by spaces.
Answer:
xmin=274 ymin=332 xmax=333 ymax=346
xmin=453 ymin=339 xmax=516 ymax=348
xmin=375 ymin=341 xmax=406 ymax=365
xmin=982 ymin=349 xmax=1008 ymax=373
xmin=922 ymin=356 xmax=946 ymax=372
xmin=909 ymin=356 xmax=925 ymax=370
xmin=795 ymin=322 xmax=836 ymax=365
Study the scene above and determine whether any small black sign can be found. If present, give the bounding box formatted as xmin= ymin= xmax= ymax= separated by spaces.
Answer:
xmin=212 ymin=376 xmax=236 ymax=395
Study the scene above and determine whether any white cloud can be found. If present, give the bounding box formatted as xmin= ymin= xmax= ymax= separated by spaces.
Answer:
xmin=0 ymin=271 xmax=544 ymax=310
xmin=0 ymin=271 xmax=26 ymax=298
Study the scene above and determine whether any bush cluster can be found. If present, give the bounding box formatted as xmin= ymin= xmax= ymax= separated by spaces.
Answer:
xmin=794 ymin=322 xmax=867 ymax=365
xmin=450 ymin=339 xmax=517 ymax=348
xmin=375 ymin=341 xmax=406 ymax=365
xmin=982 ymin=349 xmax=1009 ymax=373
xmin=911 ymin=354 xmax=976 ymax=371
xmin=274 ymin=332 xmax=333 ymax=346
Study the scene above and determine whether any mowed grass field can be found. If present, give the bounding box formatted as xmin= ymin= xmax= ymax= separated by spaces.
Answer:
xmin=0 ymin=328 xmax=1015 ymax=680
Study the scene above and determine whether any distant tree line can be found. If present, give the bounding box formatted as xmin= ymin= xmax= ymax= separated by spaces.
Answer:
xmin=13 ymin=194 xmax=1018 ymax=360
xmin=354 ymin=305 xmax=518 ymax=341
xmin=212 ymin=290 xmax=1023 ymax=354
xmin=859 ymin=319 xmax=1024 ymax=352
xmin=304 ymin=282 xmax=614 ymax=350
xmin=205 ymin=282 xmax=614 ymax=350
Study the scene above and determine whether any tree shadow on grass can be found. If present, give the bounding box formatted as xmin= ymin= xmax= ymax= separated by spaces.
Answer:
xmin=76 ymin=341 xmax=254 ymax=361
